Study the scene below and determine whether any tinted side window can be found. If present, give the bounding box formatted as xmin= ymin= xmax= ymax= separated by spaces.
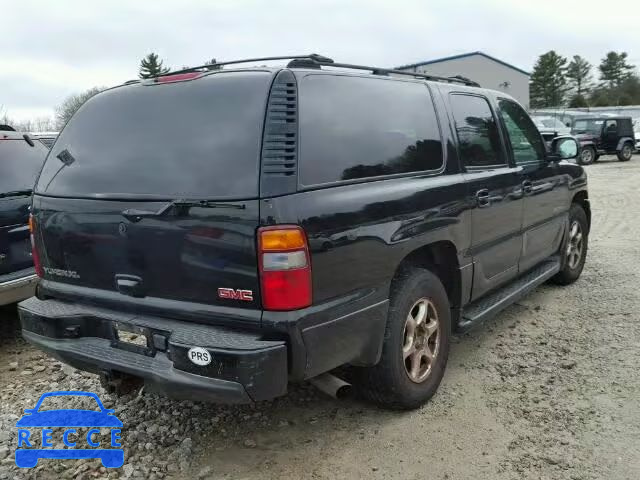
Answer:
xmin=620 ymin=119 xmax=633 ymax=136
xmin=299 ymin=75 xmax=443 ymax=186
xmin=450 ymin=94 xmax=505 ymax=169
xmin=497 ymin=99 xmax=545 ymax=165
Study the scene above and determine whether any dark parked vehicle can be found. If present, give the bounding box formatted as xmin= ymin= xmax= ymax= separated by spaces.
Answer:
xmin=0 ymin=126 xmax=48 ymax=306
xmin=19 ymin=55 xmax=589 ymax=410
xmin=572 ymin=116 xmax=635 ymax=165
xmin=533 ymin=116 xmax=571 ymax=144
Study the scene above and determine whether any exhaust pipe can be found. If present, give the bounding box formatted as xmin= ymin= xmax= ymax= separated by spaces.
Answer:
xmin=309 ymin=373 xmax=352 ymax=400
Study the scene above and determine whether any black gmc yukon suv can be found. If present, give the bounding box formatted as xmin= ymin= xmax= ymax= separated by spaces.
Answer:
xmin=1 ymin=127 xmax=48 ymax=306
xmin=19 ymin=55 xmax=589 ymax=410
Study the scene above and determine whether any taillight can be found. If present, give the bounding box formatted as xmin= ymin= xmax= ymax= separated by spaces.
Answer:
xmin=258 ymin=226 xmax=312 ymax=311
xmin=29 ymin=214 xmax=43 ymax=277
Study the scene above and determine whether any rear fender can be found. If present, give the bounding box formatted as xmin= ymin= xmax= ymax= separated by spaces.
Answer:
xmin=616 ymin=137 xmax=634 ymax=150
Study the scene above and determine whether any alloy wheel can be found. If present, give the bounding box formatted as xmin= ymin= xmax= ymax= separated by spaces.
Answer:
xmin=566 ymin=220 xmax=584 ymax=269
xmin=402 ymin=298 xmax=440 ymax=383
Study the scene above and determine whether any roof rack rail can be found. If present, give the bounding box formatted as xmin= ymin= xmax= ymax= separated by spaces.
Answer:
xmin=289 ymin=59 xmax=481 ymax=87
xmin=160 ymin=54 xmax=334 ymax=77
xmin=156 ymin=54 xmax=480 ymax=87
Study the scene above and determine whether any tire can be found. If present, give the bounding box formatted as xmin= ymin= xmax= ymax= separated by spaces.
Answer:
xmin=617 ymin=142 xmax=633 ymax=162
xmin=578 ymin=146 xmax=596 ymax=165
xmin=550 ymin=203 xmax=588 ymax=285
xmin=355 ymin=268 xmax=451 ymax=410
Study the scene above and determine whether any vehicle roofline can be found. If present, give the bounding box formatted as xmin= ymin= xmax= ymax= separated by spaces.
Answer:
xmin=288 ymin=68 xmax=514 ymax=98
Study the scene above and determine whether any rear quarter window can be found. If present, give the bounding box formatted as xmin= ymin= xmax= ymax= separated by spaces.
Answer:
xmin=298 ymin=75 xmax=443 ymax=186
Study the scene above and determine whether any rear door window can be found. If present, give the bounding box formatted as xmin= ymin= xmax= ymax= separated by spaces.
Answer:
xmin=36 ymin=71 xmax=273 ymax=199
xmin=450 ymin=94 xmax=506 ymax=169
xmin=0 ymin=139 xmax=48 ymax=192
xmin=299 ymin=75 xmax=443 ymax=186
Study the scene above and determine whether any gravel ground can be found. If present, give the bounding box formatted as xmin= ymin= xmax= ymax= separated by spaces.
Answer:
xmin=1 ymin=156 xmax=639 ymax=480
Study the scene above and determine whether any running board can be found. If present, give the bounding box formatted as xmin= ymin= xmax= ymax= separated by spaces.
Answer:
xmin=457 ymin=257 xmax=561 ymax=332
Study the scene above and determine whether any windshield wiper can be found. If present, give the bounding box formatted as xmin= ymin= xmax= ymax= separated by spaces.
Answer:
xmin=0 ymin=189 xmax=33 ymax=199
xmin=121 ymin=199 xmax=246 ymax=222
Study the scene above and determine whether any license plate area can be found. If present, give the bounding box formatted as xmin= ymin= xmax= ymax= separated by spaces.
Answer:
xmin=112 ymin=322 xmax=154 ymax=356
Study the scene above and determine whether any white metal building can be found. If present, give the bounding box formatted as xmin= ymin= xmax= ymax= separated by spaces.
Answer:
xmin=396 ymin=51 xmax=531 ymax=108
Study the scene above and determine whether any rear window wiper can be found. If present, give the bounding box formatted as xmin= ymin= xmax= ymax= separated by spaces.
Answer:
xmin=0 ymin=189 xmax=33 ymax=199
xmin=121 ymin=199 xmax=246 ymax=222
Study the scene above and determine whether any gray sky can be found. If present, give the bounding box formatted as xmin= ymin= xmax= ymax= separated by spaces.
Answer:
xmin=2 ymin=0 xmax=638 ymax=121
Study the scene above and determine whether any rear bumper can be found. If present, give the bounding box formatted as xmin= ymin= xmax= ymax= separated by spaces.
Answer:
xmin=0 ymin=268 xmax=38 ymax=306
xmin=19 ymin=285 xmax=390 ymax=403
xmin=19 ymin=297 xmax=287 ymax=403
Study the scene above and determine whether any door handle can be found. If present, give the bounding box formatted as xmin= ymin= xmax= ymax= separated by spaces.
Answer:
xmin=476 ymin=189 xmax=490 ymax=208
xmin=522 ymin=180 xmax=533 ymax=194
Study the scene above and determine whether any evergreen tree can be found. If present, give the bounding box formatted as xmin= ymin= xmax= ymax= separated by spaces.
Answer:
xmin=568 ymin=94 xmax=589 ymax=108
xmin=566 ymin=55 xmax=592 ymax=97
xmin=599 ymin=51 xmax=634 ymax=88
xmin=530 ymin=51 xmax=570 ymax=108
xmin=139 ymin=53 xmax=171 ymax=79
xmin=204 ymin=58 xmax=222 ymax=71
xmin=589 ymin=72 xmax=640 ymax=106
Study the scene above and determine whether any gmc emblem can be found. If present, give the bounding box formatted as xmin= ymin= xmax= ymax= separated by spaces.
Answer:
xmin=218 ymin=288 xmax=254 ymax=302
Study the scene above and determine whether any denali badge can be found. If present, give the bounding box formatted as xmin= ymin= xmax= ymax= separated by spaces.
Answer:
xmin=218 ymin=288 xmax=253 ymax=301
xmin=188 ymin=347 xmax=211 ymax=366
xmin=43 ymin=267 xmax=81 ymax=279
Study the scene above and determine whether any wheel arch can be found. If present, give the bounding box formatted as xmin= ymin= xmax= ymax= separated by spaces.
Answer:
xmin=391 ymin=241 xmax=462 ymax=310
xmin=616 ymin=137 xmax=635 ymax=151
xmin=571 ymin=190 xmax=591 ymax=233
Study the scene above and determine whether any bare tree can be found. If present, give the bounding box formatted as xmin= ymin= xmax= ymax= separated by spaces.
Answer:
xmin=55 ymin=87 xmax=104 ymax=129
xmin=0 ymin=105 xmax=57 ymax=132
xmin=0 ymin=105 xmax=12 ymax=127
xmin=32 ymin=116 xmax=57 ymax=132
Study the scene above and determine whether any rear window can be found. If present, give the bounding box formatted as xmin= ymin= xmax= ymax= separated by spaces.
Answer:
xmin=0 ymin=139 xmax=48 ymax=193
xmin=36 ymin=71 xmax=273 ymax=199
xmin=299 ymin=75 xmax=443 ymax=186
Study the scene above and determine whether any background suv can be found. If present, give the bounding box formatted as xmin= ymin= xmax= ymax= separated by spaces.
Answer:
xmin=19 ymin=55 xmax=587 ymax=409
xmin=572 ymin=116 xmax=635 ymax=165
xmin=0 ymin=126 xmax=47 ymax=306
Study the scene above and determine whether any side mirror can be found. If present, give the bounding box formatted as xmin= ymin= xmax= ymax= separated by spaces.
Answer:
xmin=550 ymin=136 xmax=579 ymax=160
